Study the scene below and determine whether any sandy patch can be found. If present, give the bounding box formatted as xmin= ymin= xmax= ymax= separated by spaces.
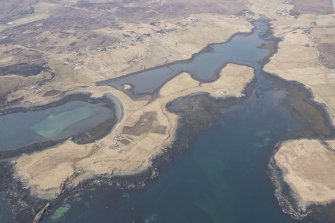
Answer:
xmin=274 ymin=139 xmax=335 ymax=211
xmin=14 ymin=64 xmax=254 ymax=199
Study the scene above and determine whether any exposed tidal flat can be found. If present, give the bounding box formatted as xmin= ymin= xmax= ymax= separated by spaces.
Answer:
xmin=1 ymin=19 xmax=335 ymax=223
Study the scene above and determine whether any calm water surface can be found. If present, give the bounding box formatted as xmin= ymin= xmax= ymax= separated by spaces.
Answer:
xmin=0 ymin=192 xmax=15 ymax=223
xmin=39 ymin=20 xmax=324 ymax=223
xmin=100 ymin=20 xmax=270 ymax=98
xmin=44 ymin=81 xmax=304 ymax=223
xmin=0 ymin=100 xmax=114 ymax=151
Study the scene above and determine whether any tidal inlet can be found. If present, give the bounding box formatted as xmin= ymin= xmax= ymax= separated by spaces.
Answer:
xmin=0 ymin=1 xmax=335 ymax=223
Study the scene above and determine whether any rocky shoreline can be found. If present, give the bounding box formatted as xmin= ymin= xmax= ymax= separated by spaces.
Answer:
xmin=41 ymin=90 xmax=254 ymax=222
xmin=1 ymin=18 xmax=335 ymax=223
xmin=0 ymin=161 xmax=48 ymax=223
xmin=38 ymin=72 xmax=335 ymax=223
xmin=0 ymin=19 xmax=278 ymax=223
xmin=269 ymin=151 xmax=309 ymax=220
xmin=269 ymin=144 xmax=335 ymax=223
xmin=267 ymin=81 xmax=335 ymax=221
xmin=0 ymin=78 xmax=254 ymax=223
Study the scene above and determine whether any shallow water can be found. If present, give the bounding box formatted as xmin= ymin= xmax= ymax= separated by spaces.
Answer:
xmin=39 ymin=20 xmax=331 ymax=223
xmin=99 ymin=20 xmax=270 ymax=98
xmin=0 ymin=192 xmax=15 ymax=223
xmin=0 ymin=100 xmax=114 ymax=151
xmin=43 ymin=77 xmax=304 ymax=223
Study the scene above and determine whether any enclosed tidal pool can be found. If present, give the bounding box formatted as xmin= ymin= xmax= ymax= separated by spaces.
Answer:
xmin=1 ymin=20 xmax=333 ymax=223
xmin=0 ymin=95 xmax=118 ymax=154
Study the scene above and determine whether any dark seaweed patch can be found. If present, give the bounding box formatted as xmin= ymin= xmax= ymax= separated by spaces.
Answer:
xmin=0 ymin=63 xmax=44 ymax=76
